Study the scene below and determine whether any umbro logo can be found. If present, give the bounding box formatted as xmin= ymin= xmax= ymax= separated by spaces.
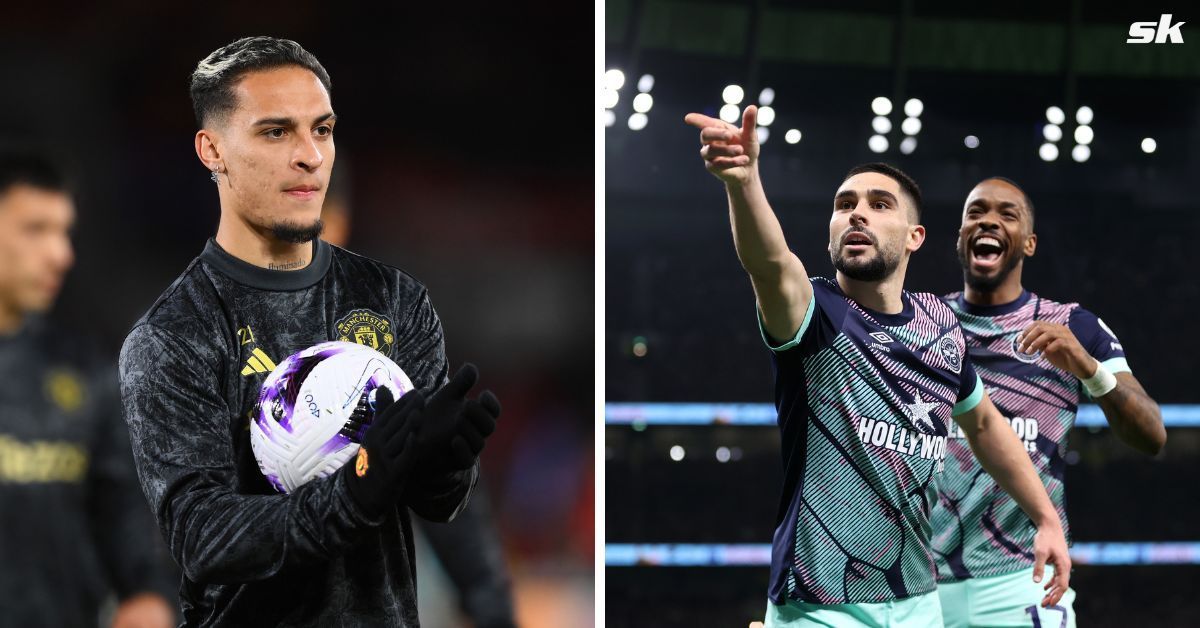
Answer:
xmin=869 ymin=332 xmax=894 ymax=344
xmin=241 ymin=347 xmax=278 ymax=376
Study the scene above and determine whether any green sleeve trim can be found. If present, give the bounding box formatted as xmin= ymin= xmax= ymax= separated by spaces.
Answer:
xmin=1101 ymin=357 xmax=1131 ymax=375
xmin=757 ymin=297 xmax=815 ymax=353
xmin=952 ymin=374 xmax=984 ymax=416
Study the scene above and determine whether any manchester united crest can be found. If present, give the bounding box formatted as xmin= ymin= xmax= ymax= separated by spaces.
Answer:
xmin=335 ymin=309 xmax=395 ymax=354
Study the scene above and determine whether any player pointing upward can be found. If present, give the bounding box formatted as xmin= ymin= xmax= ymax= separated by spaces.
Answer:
xmin=685 ymin=106 xmax=1070 ymax=627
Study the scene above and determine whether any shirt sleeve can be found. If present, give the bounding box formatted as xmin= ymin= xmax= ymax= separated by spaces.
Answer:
xmin=392 ymin=289 xmax=475 ymax=523
xmin=86 ymin=366 xmax=179 ymax=604
xmin=953 ymin=345 xmax=984 ymax=416
xmin=757 ymin=278 xmax=844 ymax=354
xmin=119 ymin=323 xmax=385 ymax=585
xmin=1068 ymin=307 xmax=1131 ymax=374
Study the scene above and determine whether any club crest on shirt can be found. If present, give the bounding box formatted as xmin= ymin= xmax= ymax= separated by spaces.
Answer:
xmin=335 ymin=309 xmax=395 ymax=354
xmin=44 ymin=368 xmax=85 ymax=413
xmin=937 ymin=335 xmax=962 ymax=374
xmin=1010 ymin=334 xmax=1043 ymax=364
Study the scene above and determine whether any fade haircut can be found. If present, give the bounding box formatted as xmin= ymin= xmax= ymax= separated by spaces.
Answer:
xmin=843 ymin=162 xmax=922 ymax=221
xmin=977 ymin=176 xmax=1035 ymax=229
xmin=189 ymin=36 xmax=332 ymax=128
xmin=0 ymin=152 xmax=68 ymax=198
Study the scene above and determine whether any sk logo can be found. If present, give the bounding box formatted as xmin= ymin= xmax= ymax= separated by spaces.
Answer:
xmin=1127 ymin=14 xmax=1185 ymax=44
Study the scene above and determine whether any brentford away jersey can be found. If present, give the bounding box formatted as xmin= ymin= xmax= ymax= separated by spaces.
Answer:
xmin=932 ymin=291 xmax=1128 ymax=582
xmin=764 ymin=277 xmax=981 ymax=605
xmin=119 ymin=238 xmax=477 ymax=627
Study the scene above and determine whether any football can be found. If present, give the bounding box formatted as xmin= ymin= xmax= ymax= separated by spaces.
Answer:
xmin=249 ymin=340 xmax=414 ymax=493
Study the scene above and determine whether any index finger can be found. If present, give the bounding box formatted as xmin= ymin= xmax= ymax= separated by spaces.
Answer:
xmin=685 ymin=112 xmax=730 ymax=130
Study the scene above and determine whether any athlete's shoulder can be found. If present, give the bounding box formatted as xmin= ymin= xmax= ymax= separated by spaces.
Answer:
xmin=328 ymin=244 xmax=429 ymax=300
xmin=909 ymin=289 xmax=960 ymax=320
xmin=24 ymin=316 xmax=111 ymax=374
xmin=126 ymin=254 xmax=227 ymax=356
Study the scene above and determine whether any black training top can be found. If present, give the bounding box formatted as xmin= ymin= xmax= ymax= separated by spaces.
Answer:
xmin=119 ymin=238 xmax=476 ymax=627
xmin=0 ymin=317 xmax=175 ymax=626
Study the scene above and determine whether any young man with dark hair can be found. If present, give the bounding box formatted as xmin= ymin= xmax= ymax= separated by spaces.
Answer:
xmin=0 ymin=153 xmax=176 ymax=628
xmin=933 ymin=177 xmax=1165 ymax=628
xmin=685 ymin=107 xmax=1070 ymax=627
xmin=119 ymin=36 xmax=501 ymax=626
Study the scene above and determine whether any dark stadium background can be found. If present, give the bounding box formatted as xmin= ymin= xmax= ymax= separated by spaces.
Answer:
xmin=1 ymin=3 xmax=593 ymax=626
xmin=605 ymin=1 xmax=1200 ymax=626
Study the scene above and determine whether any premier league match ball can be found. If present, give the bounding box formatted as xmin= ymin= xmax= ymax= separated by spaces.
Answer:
xmin=249 ymin=340 xmax=414 ymax=493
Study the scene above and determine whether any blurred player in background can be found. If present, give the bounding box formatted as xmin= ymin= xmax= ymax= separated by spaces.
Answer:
xmin=323 ymin=170 xmax=518 ymax=628
xmin=118 ymin=37 xmax=501 ymax=626
xmin=685 ymin=107 xmax=1070 ymax=627
xmin=0 ymin=153 xmax=175 ymax=627
xmin=933 ymin=177 xmax=1166 ymax=628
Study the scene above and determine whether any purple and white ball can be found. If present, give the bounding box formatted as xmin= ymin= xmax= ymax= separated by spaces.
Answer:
xmin=249 ymin=340 xmax=414 ymax=493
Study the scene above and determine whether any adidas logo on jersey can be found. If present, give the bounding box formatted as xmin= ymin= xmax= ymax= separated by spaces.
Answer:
xmin=241 ymin=347 xmax=278 ymax=376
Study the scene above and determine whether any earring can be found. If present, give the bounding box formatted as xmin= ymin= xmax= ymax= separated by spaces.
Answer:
xmin=210 ymin=167 xmax=220 ymax=183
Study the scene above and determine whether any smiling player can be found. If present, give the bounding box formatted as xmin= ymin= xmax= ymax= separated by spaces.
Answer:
xmin=685 ymin=107 xmax=1071 ymax=627
xmin=933 ymin=177 xmax=1165 ymax=628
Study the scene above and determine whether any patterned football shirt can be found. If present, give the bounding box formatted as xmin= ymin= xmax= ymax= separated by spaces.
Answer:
xmin=932 ymin=290 xmax=1128 ymax=582
xmin=763 ymin=277 xmax=982 ymax=605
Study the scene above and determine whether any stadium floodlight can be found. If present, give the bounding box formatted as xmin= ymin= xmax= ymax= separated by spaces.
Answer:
xmin=868 ymin=134 xmax=888 ymax=153
xmin=603 ymin=109 xmax=616 ymax=128
xmin=1046 ymin=106 xmax=1065 ymax=125
xmin=632 ymin=93 xmax=653 ymax=113
xmin=901 ymin=117 xmax=922 ymax=135
xmin=872 ymin=116 xmax=892 ymax=134
xmin=1074 ymin=125 xmax=1093 ymax=145
xmin=756 ymin=127 xmax=770 ymax=144
xmin=964 ymin=135 xmax=980 ymax=149
xmin=900 ymin=136 xmax=917 ymax=154
xmin=1141 ymin=137 xmax=1157 ymax=154
xmin=602 ymin=88 xmax=619 ymax=110
xmin=1039 ymin=142 xmax=1059 ymax=161
xmin=1076 ymin=106 xmax=1094 ymax=125
xmin=1072 ymin=144 xmax=1091 ymax=162
xmin=628 ymin=112 xmax=648 ymax=131
xmin=759 ymin=87 xmax=775 ymax=106
xmin=719 ymin=104 xmax=740 ymax=124
xmin=605 ymin=69 xmax=625 ymax=91
xmin=722 ymin=84 xmax=745 ymax=105
xmin=757 ymin=106 xmax=776 ymax=126
xmin=669 ymin=445 xmax=686 ymax=461
xmin=785 ymin=129 xmax=802 ymax=144
xmin=1043 ymin=124 xmax=1062 ymax=142
xmin=871 ymin=96 xmax=893 ymax=116
xmin=904 ymin=98 xmax=924 ymax=117
xmin=637 ymin=74 xmax=655 ymax=93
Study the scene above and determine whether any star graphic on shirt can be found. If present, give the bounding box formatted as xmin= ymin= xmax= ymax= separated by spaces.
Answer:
xmin=903 ymin=393 xmax=939 ymax=432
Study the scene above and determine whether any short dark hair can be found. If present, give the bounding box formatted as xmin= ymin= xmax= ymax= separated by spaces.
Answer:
xmin=189 ymin=36 xmax=332 ymax=128
xmin=978 ymin=176 xmax=1035 ymax=228
xmin=0 ymin=152 xmax=67 ymax=198
xmin=843 ymin=162 xmax=922 ymax=220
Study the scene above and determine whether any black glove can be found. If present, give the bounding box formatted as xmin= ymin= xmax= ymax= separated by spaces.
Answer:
xmin=412 ymin=363 xmax=501 ymax=474
xmin=343 ymin=386 xmax=425 ymax=516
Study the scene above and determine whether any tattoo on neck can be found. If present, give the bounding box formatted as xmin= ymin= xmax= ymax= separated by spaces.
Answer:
xmin=268 ymin=260 xmax=305 ymax=271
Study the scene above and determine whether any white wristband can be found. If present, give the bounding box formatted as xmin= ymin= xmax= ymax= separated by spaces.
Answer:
xmin=1082 ymin=361 xmax=1117 ymax=398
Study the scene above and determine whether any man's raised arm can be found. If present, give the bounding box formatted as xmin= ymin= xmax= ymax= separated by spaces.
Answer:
xmin=684 ymin=105 xmax=812 ymax=343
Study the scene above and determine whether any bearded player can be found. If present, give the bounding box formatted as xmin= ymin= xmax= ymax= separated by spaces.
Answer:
xmin=932 ymin=177 xmax=1165 ymax=628
xmin=118 ymin=37 xmax=501 ymax=626
xmin=686 ymin=107 xmax=1070 ymax=627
